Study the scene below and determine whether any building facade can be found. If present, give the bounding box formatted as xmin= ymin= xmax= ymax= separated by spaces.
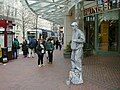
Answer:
xmin=82 ymin=0 xmax=120 ymax=56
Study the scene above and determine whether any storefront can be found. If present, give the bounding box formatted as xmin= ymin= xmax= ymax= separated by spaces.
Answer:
xmin=98 ymin=11 xmax=119 ymax=53
xmin=83 ymin=1 xmax=120 ymax=56
xmin=0 ymin=19 xmax=15 ymax=60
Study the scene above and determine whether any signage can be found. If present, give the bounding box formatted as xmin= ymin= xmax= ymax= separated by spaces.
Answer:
xmin=84 ymin=2 xmax=117 ymax=16
xmin=84 ymin=6 xmax=103 ymax=16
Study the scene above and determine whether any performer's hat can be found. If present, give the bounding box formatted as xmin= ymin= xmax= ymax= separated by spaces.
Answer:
xmin=70 ymin=22 xmax=78 ymax=27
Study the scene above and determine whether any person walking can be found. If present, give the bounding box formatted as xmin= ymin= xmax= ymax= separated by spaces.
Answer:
xmin=58 ymin=40 xmax=62 ymax=50
xmin=28 ymin=37 xmax=37 ymax=58
xmin=36 ymin=39 xmax=45 ymax=67
xmin=46 ymin=38 xmax=54 ymax=64
xmin=12 ymin=38 xmax=20 ymax=59
xmin=55 ymin=39 xmax=59 ymax=49
xmin=16 ymin=36 xmax=20 ymax=57
xmin=22 ymin=38 xmax=28 ymax=58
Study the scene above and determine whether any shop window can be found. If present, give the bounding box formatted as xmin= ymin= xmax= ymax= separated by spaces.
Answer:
xmin=117 ymin=0 xmax=120 ymax=7
xmin=84 ymin=16 xmax=95 ymax=52
xmin=98 ymin=0 xmax=104 ymax=10
xmin=98 ymin=0 xmax=119 ymax=10
xmin=85 ymin=16 xmax=95 ymax=21
xmin=98 ymin=20 xmax=119 ymax=52
xmin=109 ymin=0 xmax=117 ymax=9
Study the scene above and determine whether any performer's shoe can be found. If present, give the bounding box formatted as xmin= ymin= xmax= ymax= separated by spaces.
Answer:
xmin=66 ymin=79 xmax=70 ymax=85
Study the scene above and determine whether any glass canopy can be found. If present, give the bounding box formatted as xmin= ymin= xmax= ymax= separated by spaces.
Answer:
xmin=21 ymin=0 xmax=73 ymax=25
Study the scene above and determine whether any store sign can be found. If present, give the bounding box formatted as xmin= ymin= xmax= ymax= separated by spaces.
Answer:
xmin=84 ymin=6 xmax=103 ymax=16
xmin=84 ymin=7 xmax=99 ymax=15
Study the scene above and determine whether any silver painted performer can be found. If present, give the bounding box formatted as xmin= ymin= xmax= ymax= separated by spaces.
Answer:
xmin=66 ymin=22 xmax=85 ymax=85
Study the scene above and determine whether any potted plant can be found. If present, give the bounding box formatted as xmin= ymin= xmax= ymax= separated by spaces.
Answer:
xmin=63 ymin=41 xmax=72 ymax=58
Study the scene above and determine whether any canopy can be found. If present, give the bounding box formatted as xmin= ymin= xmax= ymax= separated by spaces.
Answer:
xmin=21 ymin=0 xmax=82 ymax=25
xmin=21 ymin=0 xmax=74 ymax=24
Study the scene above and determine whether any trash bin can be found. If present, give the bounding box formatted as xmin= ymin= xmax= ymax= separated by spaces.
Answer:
xmin=2 ymin=47 xmax=8 ymax=63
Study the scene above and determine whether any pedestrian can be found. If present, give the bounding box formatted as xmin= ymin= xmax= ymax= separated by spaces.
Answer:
xmin=55 ymin=39 xmax=59 ymax=49
xmin=15 ymin=36 xmax=20 ymax=57
xmin=28 ymin=37 xmax=37 ymax=58
xmin=36 ymin=39 xmax=45 ymax=67
xmin=12 ymin=38 xmax=20 ymax=59
xmin=58 ymin=40 xmax=62 ymax=50
xmin=22 ymin=38 xmax=28 ymax=58
xmin=46 ymin=38 xmax=54 ymax=64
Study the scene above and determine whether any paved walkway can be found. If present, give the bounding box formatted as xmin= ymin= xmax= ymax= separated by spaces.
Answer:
xmin=0 ymin=49 xmax=120 ymax=90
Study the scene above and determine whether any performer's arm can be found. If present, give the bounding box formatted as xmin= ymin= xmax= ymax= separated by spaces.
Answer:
xmin=73 ymin=33 xmax=85 ymax=43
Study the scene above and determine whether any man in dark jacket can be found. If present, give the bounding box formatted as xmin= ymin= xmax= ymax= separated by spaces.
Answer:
xmin=28 ymin=37 xmax=37 ymax=58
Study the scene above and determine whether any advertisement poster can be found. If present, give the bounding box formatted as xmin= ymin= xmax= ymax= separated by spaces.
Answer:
xmin=7 ymin=35 xmax=13 ymax=51
xmin=0 ymin=35 xmax=4 ymax=47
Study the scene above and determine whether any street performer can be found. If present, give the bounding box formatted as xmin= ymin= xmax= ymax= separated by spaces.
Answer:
xmin=66 ymin=21 xmax=85 ymax=85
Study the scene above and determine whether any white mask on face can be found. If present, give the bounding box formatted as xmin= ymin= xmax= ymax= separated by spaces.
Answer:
xmin=71 ymin=26 xmax=75 ymax=30
xmin=71 ymin=22 xmax=78 ymax=30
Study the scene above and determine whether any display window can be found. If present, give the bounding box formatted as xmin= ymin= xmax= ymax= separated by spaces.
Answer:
xmin=98 ymin=12 xmax=119 ymax=52
xmin=84 ymin=16 xmax=95 ymax=50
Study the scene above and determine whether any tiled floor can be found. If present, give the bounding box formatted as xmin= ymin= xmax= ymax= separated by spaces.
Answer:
xmin=0 ymin=49 xmax=119 ymax=90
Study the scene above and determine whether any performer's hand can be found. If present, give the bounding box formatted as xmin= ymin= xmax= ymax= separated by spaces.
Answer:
xmin=73 ymin=39 xmax=77 ymax=42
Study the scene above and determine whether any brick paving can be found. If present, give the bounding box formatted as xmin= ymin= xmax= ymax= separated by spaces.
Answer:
xmin=0 ymin=49 xmax=119 ymax=90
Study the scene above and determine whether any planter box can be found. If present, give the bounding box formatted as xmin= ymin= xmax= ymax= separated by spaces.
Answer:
xmin=63 ymin=52 xmax=71 ymax=58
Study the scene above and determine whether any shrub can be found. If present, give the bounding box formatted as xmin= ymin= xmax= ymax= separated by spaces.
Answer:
xmin=64 ymin=41 xmax=72 ymax=52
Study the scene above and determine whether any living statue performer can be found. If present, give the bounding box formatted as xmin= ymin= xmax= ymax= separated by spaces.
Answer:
xmin=66 ymin=22 xmax=85 ymax=85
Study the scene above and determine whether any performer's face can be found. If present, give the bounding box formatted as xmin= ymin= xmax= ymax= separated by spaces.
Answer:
xmin=71 ymin=25 xmax=77 ymax=30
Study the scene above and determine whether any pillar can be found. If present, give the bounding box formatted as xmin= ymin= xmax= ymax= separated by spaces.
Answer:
xmin=118 ymin=9 xmax=120 ymax=54
xmin=64 ymin=8 xmax=75 ymax=49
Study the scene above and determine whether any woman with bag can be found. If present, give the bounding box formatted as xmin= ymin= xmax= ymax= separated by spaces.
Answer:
xmin=36 ymin=39 xmax=45 ymax=67
xmin=22 ymin=38 xmax=28 ymax=58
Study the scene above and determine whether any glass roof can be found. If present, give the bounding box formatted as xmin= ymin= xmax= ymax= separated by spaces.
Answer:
xmin=25 ymin=0 xmax=70 ymax=25
xmin=21 ymin=0 xmax=82 ymax=25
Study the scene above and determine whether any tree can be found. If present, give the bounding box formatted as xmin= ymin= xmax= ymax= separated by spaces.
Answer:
xmin=17 ymin=7 xmax=36 ymax=38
